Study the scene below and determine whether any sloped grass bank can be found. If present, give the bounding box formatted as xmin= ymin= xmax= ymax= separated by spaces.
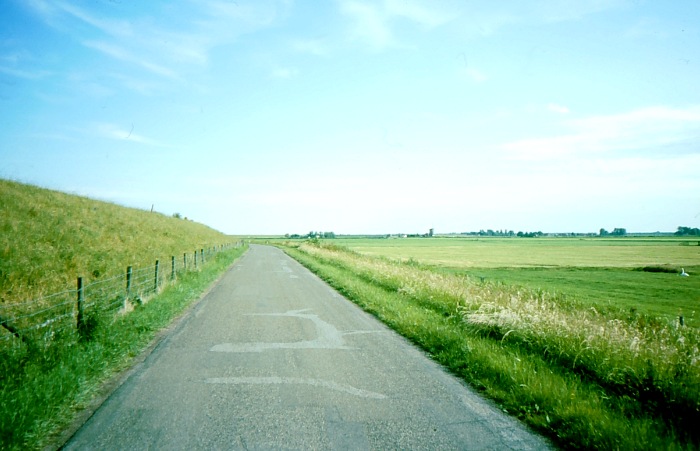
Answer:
xmin=1 ymin=179 xmax=233 ymax=305
xmin=0 ymin=245 xmax=246 ymax=451
xmin=283 ymin=242 xmax=699 ymax=450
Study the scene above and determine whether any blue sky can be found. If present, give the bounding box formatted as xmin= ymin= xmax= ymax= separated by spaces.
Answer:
xmin=1 ymin=0 xmax=699 ymax=235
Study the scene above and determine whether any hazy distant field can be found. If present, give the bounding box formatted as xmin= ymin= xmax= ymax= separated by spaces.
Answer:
xmin=333 ymin=237 xmax=700 ymax=327
xmin=335 ymin=236 xmax=700 ymax=268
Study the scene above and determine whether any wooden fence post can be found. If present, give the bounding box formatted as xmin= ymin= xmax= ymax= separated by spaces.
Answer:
xmin=201 ymin=248 xmax=205 ymax=264
xmin=0 ymin=314 xmax=26 ymax=344
xmin=171 ymin=256 xmax=176 ymax=281
xmin=125 ymin=266 xmax=132 ymax=308
xmin=183 ymin=253 xmax=187 ymax=271
xmin=77 ymin=277 xmax=84 ymax=332
xmin=154 ymin=260 xmax=160 ymax=293
xmin=194 ymin=250 xmax=198 ymax=269
xmin=122 ymin=266 xmax=132 ymax=311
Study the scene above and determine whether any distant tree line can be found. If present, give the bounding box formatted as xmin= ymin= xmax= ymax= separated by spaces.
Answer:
xmin=287 ymin=229 xmax=436 ymax=240
xmin=460 ymin=229 xmax=543 ymax=237
xmin=516 ymin=231 xmax=545 ymax=238
xmin=675 ymin=226 xmax=700 ymax=236
xmin=282 ymin=226 xmax=698 ymax=240
xmin=459 ymin=228 xmax=633 ymax=237
xmin=285 ymin=231 xmax=336 ymax=239
xmin=599 ymin=228 xmax=627 ymax=236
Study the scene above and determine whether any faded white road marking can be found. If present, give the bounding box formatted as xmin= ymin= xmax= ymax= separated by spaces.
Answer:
xmin=210 ymin=309 xmax=384 ymax=353
xmin=210 ymin=309 xmax=352 ymax=353
xmin=204 ymin=377 xmax=387 ymax=399
xmin=343 ymin=330 xmax=381 ymax=337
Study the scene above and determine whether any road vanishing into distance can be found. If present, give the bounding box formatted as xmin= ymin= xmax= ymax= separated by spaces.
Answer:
xmin=64 ymin=245 xmax=552 ymax=450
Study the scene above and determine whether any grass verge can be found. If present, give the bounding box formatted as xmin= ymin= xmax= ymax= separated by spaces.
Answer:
xmin=0 ymin=245 xmax=247 ymax=451
xmin=282 ymin=241 xmax=699 ymax=450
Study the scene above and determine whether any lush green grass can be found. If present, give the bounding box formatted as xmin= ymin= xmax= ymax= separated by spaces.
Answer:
xmin=452 ymin=266 xmax=699 ymax=328
xmin=0 ymin=245 xmax=247 ymax=451
xmin=280 ymin=241 xmax=700 ymax=450
xmin=328 ymin=237 xmax=700 ymax=328
xmin=0 ymin=179 xmax=246 ymax=449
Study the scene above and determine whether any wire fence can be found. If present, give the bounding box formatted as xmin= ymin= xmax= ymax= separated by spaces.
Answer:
xmin=0 ymin=242 xmax=243 ymax=347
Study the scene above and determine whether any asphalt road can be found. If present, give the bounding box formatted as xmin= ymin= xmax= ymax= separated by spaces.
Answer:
xmin=64 ymin=244 xmax=552 ymax=450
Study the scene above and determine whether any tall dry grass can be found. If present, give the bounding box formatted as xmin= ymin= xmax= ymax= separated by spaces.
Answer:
xmin=293 ymin=240 xmax=700 ymax=446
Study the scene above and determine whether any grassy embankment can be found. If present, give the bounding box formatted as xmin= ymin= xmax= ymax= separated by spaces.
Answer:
xmin=280 ymin=240 xmax=700 ymax=450
xmin=0 ymin=180 xmax=246 ymax=450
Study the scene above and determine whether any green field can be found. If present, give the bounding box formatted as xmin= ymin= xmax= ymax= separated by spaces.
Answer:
xmin=333 ymin=237 xmax=700 ymax=328
xmin=279 ymin=240 xmax=700 ymax=449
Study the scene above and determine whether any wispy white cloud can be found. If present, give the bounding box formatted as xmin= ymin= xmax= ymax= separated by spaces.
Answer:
xmin=24 ymin=0 xmax=135 ymax=41
xmin=270 ymin=67 xmax=299 ymax=79
xmin=443 ymin=1 xmax=630 ymax=40
xmin=93 ymin=122 xmax=167 ymax=147
xmin=20 ymin=131 xmax=78 ymax=142
xmin=197 ymin=0 xmax=289 ymax=27
xmin=0 ymin=65 xmax=51 ymax=80
xmin=23 ymin=0 xmax=61 ymax=26
xmin=503 ymin=105 xmax=700 ymax=161
xmin=292 ymin=38 xmax=330 ymax=56
xmin=460 ymin=67 xmax=487 ymax=83
xmin=340 ymin=1 xmax=394 ymax=50
xmin=623 ymin=18 xmax=669 ymax=40
xmin=384 ymin=0 xmax=453 ymax=28
xmin=55 ymin=2 xmax=134 ymax=39
xmin=106 ymin=73 xmax=162 ymax=96
xmin=23 ymin=0 xmax=290 ymax=90
xmin=60 ymin=3 xmax=216 ymax=69
xmin=25 ymin=1 xmax=186 ymax=83
xmin=548 ymin=103 xmax=570 ymax=114
xmin=532 ymin=0 xmax=630 ymax=23
xmin=148 ymin=30 xmax=210 ymax=66
xmin=338 ymin=0 xmax=455 ymax=50
xmin=0 ymin=49 xmax=32 ymax=65
xmin=83 ymin=40 xmax=179 ymax=79
xmin=502 ymin=134 xmax=578 ymax=161
xmin=82 ymin=40 xmax=129 ymax=61
xmin=0 ymin=47 xmax=51 ymax=79
xmin=571 ymin=106 xmax=700 ymax=133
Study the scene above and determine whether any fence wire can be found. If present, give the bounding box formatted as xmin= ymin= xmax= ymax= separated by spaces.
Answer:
xmin=0 ymin=242 xmax=242 ymax=345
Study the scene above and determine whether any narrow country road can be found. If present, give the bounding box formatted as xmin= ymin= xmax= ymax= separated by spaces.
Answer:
xmin=64 ymin=245 xmax=552 ymax=450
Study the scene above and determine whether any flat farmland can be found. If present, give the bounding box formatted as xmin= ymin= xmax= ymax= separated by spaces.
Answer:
xmin=334 ymin=237 xmax=700 ymax=327
xmin=335 ymin=237 xmax=699 ymax=268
